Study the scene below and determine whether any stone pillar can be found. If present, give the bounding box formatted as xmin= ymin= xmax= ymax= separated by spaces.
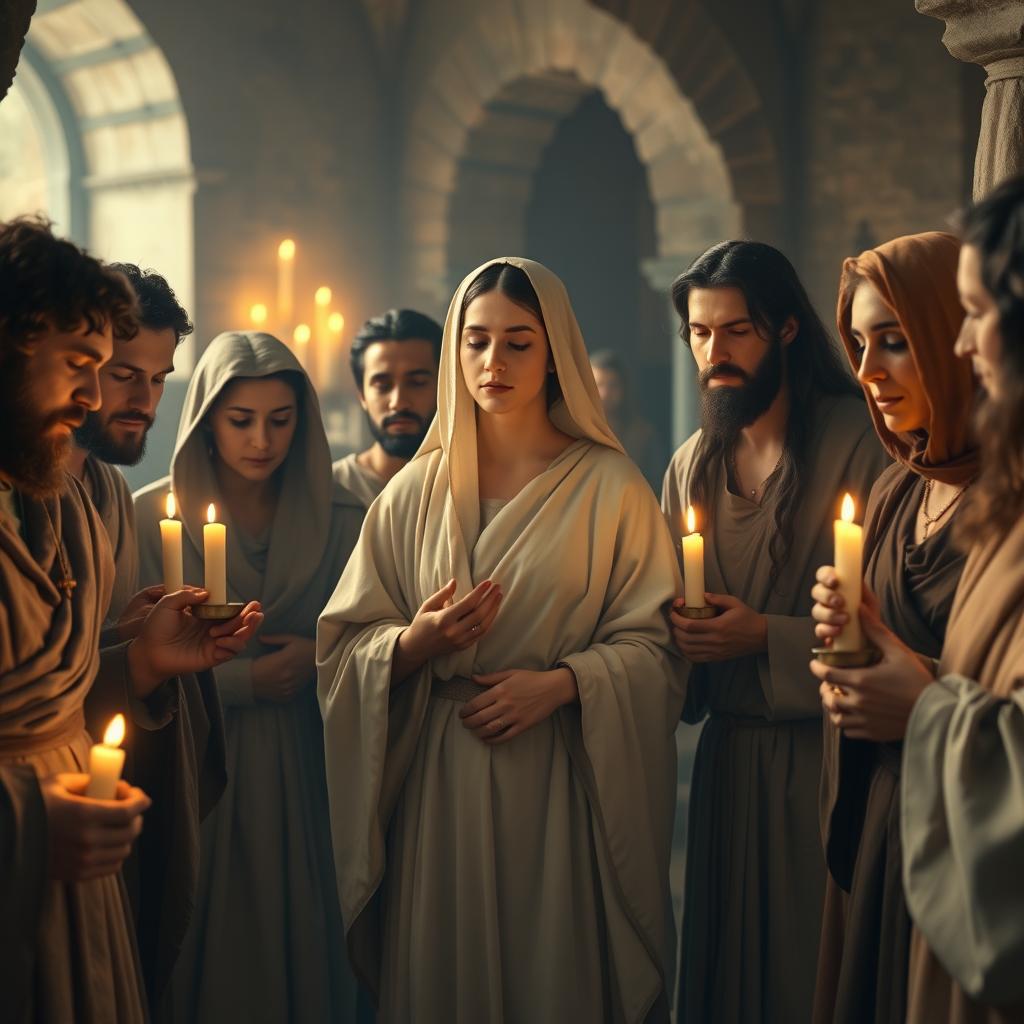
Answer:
xmin=916 ymin=0 xmax=1024 ymax=198
xmin=642 ymin=255 xmax=701 ymax=451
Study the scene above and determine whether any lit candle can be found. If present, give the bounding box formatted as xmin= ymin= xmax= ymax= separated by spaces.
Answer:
xmin=292 ymin=323 xmax=311 ymax=374
xmin=833 ymin=493 xmax=864 ymax=652
xmin=159 ymin=492 xmax=183 ymax=593
xmin=681 ymin=505 xmax=706 ymax=609
xmin=86 ymin=714 xmax=126 ymax=799
xmin=249 ymin=302 xmax=268 ymax=329
xmin=323 ymin=309 xmax=344 ymax=392
xmin=203 ymin=503 xmax=227 ymax=605
xmin=277 ymin=238 xmax=296 ymax=333
xmin=313 ymin=286 xmax=332 ymax=392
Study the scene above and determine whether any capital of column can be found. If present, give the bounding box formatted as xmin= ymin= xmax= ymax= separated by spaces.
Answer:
xmin=916 ymin=0 xmax=1024 ymax=197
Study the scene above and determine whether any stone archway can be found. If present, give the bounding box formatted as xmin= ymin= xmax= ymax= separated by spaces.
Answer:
xmin=400 ymin=0 xmax=777 ymax=441
xmin=10 ymin=0 xmax=196 ymax=364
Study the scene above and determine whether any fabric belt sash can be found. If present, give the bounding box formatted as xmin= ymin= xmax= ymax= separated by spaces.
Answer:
xmin=0 ymin=708 xmax=87 ymax=759
xmin=431 ymin=676 xmax=480 ymax=703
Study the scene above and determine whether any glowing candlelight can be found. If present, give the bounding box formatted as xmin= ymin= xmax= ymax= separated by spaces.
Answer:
xmin=681 ymin=505 xmax=706 ymax=609
xmin=204 ymin=503 xmax=227 ymax=605
xmin=249 ymin=302 xmax=268 ymax=328
xmin=277 ymin=238 xmax=296 ymax=333
xmin=86 ymin=714 xmax=126 ymax=799
xmin=159 ymin=492 xmax=183 ymax=593
xmin=833 ymin=493 xmax=864 ymax=652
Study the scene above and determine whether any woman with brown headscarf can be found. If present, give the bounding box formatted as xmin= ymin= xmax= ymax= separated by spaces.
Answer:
xmin=809 ymin=232 xmax=978 ymax=1024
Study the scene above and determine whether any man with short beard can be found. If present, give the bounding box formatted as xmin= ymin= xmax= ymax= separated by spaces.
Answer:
xmin=68 ymin=263 xmax=193 ymax=633
xmin=332 ymin=308 xmax=442 ymax=507
xmin=661 ymin=241 xmax=889 ymax=1024
xmin=0 ymin=217 xmax=262 ymax=1024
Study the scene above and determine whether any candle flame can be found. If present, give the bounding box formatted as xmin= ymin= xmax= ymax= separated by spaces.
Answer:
xmin=278 ymin=238 xmax=295 ymax=260
xmin=207 ymin=503 xmax=217 ymax=524
xmin=686 ymin=505 xmax=697 ymax=534
xmin=315 ymin=286 xmax=332 ymax=307
xmin=103 ymin=713 xmax=125 ymax=748
xmin=293 ymin=323 xmax=311 ymax=345
xmin=249 ymin=302 xmax=268 ymax=325
xmin=328 ymin=311 xmax=344 ymax=333
xmin=841 ymin=493 xmax=856 ymax=523
xmin=165 ymin=492 xmax=176 ymax=519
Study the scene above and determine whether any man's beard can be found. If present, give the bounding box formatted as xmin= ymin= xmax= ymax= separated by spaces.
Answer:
xmin=0 ymin=350 xmax=79 ymax=498
xmin=74 ymin=409 xmax=153 ymax=466
xmin=368 ymin=410 xmax=431 ymax=459
xmin=699 ymin=340 xmax=784 ymax=443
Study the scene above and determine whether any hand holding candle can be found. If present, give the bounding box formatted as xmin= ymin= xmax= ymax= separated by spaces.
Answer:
xmin=204 ymin=503 xmax=227 ymax=605
xmin=682 ymin=505 xmax=706 ymax=609
xmin=85 ymin=714 xmax=126 ymax=799
xmin=832 ymin=493 xmax=864 ymax=652
xmin=159 ymin=492 xmax=184 ymax=593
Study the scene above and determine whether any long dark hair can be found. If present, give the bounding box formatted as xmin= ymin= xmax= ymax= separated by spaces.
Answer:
xmin=460 ymin=262 xmax=561 ymax=405
xmin=672 ymin=240 xmax=860 ymax=585
xmin=955 ymin=175 xmax=1024 ymax=546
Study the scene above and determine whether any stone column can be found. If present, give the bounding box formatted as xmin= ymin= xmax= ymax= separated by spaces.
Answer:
xmin=916 ymin=0 xmax=1024 ymax=198
xmin=641 ymin=255 xmax=701 ymax=451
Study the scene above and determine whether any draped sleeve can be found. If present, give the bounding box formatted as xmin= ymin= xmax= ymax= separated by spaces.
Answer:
xmin=901 ymin=675 xmax=1024 ymax=1004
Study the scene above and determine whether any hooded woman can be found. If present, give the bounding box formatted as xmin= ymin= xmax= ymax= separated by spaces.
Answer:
xmin=810 ymin=175 xmax=1024 ymax=1023
xmin=135 ymin=331 xmax=365 ymax=1022
xmin=809 ymin=232 xmax=978 ymax=1024
xmin=317 ymin=258 xmax=685 ymax=1023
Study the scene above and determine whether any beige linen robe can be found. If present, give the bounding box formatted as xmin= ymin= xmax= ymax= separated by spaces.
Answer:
xmin=332 ymin=451 xmax=385 ymax=509
xmin=663 ymin=394 xmax=889 ymax=1024
xmin=135 ymin=331 xmax=363 ymax=1023
xmin=81 ymin=454 xmax=138 ymax=627
xmin=318 ymin=257 xmax=685 ymax=1024
xmin=0 ymin=475 xmax=148 ymax=1023
xmin=902 ymin=515 xmax=1024 ymax=1023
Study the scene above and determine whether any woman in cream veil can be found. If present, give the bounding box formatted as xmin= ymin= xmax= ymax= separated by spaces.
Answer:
xmin=318 ymin=258 xmax=685 ymax=1023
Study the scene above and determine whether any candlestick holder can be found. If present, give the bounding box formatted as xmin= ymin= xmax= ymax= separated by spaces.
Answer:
xmin=194 ymin=602 xmax=245 ymax=621
xmin=680 ymin=605 xmax=717 ymax=619
xmin=811 ymin=646 xmax=881 ymax=669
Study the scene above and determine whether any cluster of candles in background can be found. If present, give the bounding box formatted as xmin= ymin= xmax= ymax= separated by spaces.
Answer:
xmin=247 ymin=238 xmax=346 ymax=395
xmin=681 ymin=492 xmax=865 ymax=652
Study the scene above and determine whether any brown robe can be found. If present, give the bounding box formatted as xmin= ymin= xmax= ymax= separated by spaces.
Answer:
xmin=902 ymin=515 xmax=1024 ymax=1023
xmin=815 ymin=464 xmax=967 ymax=1024
xmin=663 ymin=394 xmax=889 ymax=1024
xmin=816 ymin=230 xmax=978 ymax=1024
xmin=0 ymin=475 xmax=148 ymax=1023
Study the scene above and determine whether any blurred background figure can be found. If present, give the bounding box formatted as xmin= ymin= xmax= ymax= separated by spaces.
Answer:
xmin=591 ymin=349 xmax=668 ymax=491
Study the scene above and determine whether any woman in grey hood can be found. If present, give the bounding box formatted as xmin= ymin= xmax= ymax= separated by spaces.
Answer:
xmin=135 ymin=331 xmax=364 ymax=1022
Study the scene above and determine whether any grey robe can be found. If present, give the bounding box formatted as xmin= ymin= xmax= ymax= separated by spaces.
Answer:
xmin=663 ymin=394 xmax=889 ymax=1024
xmin=332 ymin=452 xmax=385 ymax=509
xmin=135 ymin=331 xmax=364 ymax=1023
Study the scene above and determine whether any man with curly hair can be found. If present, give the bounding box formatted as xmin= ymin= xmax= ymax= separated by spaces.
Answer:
xmin=0 ymin=216 xmax=262 ymax=1023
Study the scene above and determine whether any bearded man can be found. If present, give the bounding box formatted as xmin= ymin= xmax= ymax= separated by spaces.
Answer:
xmin=68 ymin=263 xmax=192 ymax=634
xmin=0 ymin=216 xmax=262 ymax=1023
xmin=662 ymin=241 xmax=890 ymax=1024
xmin=332 ymin=308 xmax=442 ymax=507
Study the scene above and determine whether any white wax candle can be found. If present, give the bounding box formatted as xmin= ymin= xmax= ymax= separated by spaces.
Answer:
xmin=314 ymin=286 xmax=332 ymax=392
xmin=833 ymin=493 xmax=864 ymax=652
xmin=85 ymin=714 xmax=126 ymax=799
xmin=682 ymin=505 xmax=706 ymax=608
xmin=204 ymin=503 xmax=227 ymax=604
xmin=277 ymin=239 xmax=295 ymax=334
xmin=159 ymin=492 xmax=183 ymax=593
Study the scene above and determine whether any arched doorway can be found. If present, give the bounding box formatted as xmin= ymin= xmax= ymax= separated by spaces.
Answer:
xmin=400 ymin=0 xmax=747 ymax=444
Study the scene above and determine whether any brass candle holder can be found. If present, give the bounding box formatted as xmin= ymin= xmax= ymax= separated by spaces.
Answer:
xmin=680 ymin=605 xmax=717 ymax=619
xmin=193 ymin=602 xmax=245 ymax=621
xmin=811 ymin=646 xmax=881 ymax=669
